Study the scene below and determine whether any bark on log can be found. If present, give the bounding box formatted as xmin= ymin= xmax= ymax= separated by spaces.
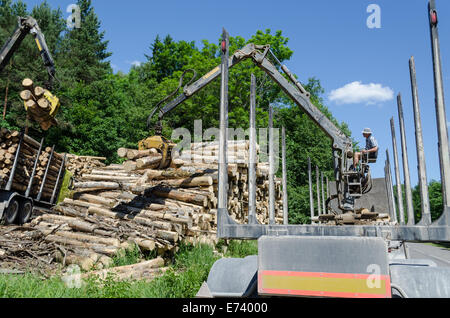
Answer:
xmin=74 ymin=193 xmax=116 ymax=208
xmin=44 ymin=235 xmax=118 ymax=256
xmin=126 ymin=148 xmax=158 ymax=160
xmin=82 ymin=257 xmax=165 ymax=282
xmin=74 ymin=182 xmax=120 ymax=190
xmin=151 ymin=187 xmax=208 ymax=207
xmin=22 ymin=78 xmax=34 ymax=90
xmin=136 ymin=154 xmax=163 ymax=169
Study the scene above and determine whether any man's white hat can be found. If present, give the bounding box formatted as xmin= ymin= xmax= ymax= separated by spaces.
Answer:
xmin=362 ymin=128 xmax=373 ymax=135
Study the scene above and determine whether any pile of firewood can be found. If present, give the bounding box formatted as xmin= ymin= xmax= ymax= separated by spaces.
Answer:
xmin=179 ymin=141 xmax=284 ymax=224
xmin=0 ymin=225 xmax=167 ymax=279
xmin=65 ymin=154 xmax=107 ymax=179
xmin=0 ymin=128 xmax=64 ymax=200
xmin=0 ymin=225 xmax=61 ymax=274
xmin=0 ymin=140 xmax=284 ymax=271
xmin=19 ymin=78 xmax=58 ymax=131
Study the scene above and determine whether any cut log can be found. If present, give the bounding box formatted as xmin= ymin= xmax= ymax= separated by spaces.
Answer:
xmin=37 ymin=98 xmax=49 ymax=110
xmin=22 ymin=78 xmax=34 ymax=90
xmin=34 ymin=86 xmax=45 ymax=99
xmin=81 ymin=174 xmax=139 ymax=182
xmin=54 ymin=231 xmax=121 ymax=247
xmin=136 ymin=154 xmax=163 ymax=169
xmin=126 ymin=148 xmax=158 ymax=160
xmin=44 ymin=235 xmax=118 ymax=256
xmin=82 ymin=257 xmax=165 ymax=282
xmin=74 ymin=182 xmax=120 ymax=190
xmin=74 ymin=193 xmax=116 ymax=208
xmin=117 ymin=148 xmax=131 ymax=158
xmin=151 ymin=186 xmax=208 ymax=207
xmin=20 ymin=90 xmax=34 ymax=101
xmin=40 ymin=214 xmax=97 ymax=233
xmin=159 ymin=176 xmax=213 ymax=188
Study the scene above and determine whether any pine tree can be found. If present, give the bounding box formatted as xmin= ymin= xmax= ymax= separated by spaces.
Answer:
xmin=59 ymin=0 xmax=111 ymax=84
xmin=0 ymin=1 xmax=65 ymax=131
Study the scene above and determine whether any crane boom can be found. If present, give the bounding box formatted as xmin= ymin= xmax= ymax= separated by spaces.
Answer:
xmin=0 ymin=16 xmax=56 ymax=88
xmin=153 ymin=43 xmax=352 ymax=152
xmin=149 ymin=43 xmax=355 ymax=211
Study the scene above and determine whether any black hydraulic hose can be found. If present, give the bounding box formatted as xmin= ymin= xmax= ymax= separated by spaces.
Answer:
xmin=146 ymin=69 xmax=197 ymax=130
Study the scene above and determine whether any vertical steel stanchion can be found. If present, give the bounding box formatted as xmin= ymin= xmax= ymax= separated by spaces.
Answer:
xmin=316 ymin=165 xmax=322 ymax=216
xmin=308 ymin=157 xmax=314 ymax=221
xmin=321 ymin=172 xmax=326 ymax=215
xmin=386 ymin=150 xmax=398 ymax=223
xmin=248 ymin=74 xmax=257 ymax=224
xmin=391 ymin=118 xmax=405 ymax=224
xmin=282 ymin=127 xmax=288 ymax=225
xmin=218 ymin=29 xmax=229 ymax=229
xmin=429 ymin=0 xmax=450 ymax=218
xmin=409 ymin=56 xmax=431 ymax=225
xmin=268 ymin=105 xmax=275 ymax=225
xmin=397 ymin=93 xmax=415 ymax=225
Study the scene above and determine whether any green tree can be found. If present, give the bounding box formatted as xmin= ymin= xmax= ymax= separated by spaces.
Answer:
xmin=412 ymin=180 xmax=444 ymax=222
xmin=0 ymin=1 xmax=65 ymax=132
xmin=58 ymin=0 xmax=111 ymax=85
xmin=277 ymin=78 xmax=353 ymax=223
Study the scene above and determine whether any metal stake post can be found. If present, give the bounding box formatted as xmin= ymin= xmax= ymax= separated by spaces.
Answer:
xmin=218 ymin=28 xmax=229 ymax=213
xmin=391 ymin=118 xmax=405 ymax=224
xmin=409 ymin=56 xmax=431 ymax=225
xmin=429 ymin=0 xmax=450 ymax=216
xmin=316 ymin=166 xmax=321 ymax=216
xmin=248 ymin=74 xmax=257 ymax=224
xmin=308 ymin=157 xmax=314 ymax=220
xmin=397 ymin=93 xmax=415 ymax=225
xmin=268 ymin=105 xmax=275 ymax=225
xmin=386 ymin=150 xmax=398 ymax=223
xmin=282 ymin=127 xmax=288 ymax=225
xmin=321 ymin=172 xmax=326 ymax=214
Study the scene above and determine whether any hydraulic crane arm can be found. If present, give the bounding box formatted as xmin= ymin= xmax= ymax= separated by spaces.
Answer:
xmin=149 ymin=43 xmax=355 ymax=211
xmin=151 ymin=43 xmax=352 ymax=152
xmin=0 ymin=16 xmax=56 ymax=88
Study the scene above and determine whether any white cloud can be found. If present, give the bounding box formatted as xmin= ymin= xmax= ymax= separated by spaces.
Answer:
xmin=126 ymin=60 xmax=142 ymax=67
xmin=329 ymin=81 xmax=394 ymax=105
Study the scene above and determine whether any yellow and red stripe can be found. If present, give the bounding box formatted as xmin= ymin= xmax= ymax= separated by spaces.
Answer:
xmin=258 ymin=270 xmax=391 ymax=298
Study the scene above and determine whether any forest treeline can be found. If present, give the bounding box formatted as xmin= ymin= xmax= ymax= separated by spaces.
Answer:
xmin=0 ymin=0 xmax=443 ymax=223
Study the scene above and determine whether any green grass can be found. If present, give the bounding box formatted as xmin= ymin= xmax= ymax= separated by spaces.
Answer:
xmin=56 ymin=170 xmax=74 ymax=204
xmin=426 ymin=242 xmax=450 ymax=250
xmin=0 ymin=240 xmax=258 ymax=298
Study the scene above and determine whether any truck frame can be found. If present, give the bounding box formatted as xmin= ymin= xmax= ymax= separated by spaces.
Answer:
xmin=0 ymin=131 xmax=66 ymax=225
xmin=197 ymin=1 xmax=450 ymax=298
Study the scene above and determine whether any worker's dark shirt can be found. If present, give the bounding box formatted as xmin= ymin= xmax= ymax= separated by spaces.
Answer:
xmin=365 ymin=135 xmax=379 ymax=158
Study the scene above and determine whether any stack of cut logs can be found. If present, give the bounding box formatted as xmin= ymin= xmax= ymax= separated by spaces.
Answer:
xmin=179 ymin=141 xmax=284 ymax=224
xmin=64 ymin=154 xmax=107 ymax=179
xmin=20 ymin=78 xmax=58 ymax=131
xmin=36 ymin=140 xmax=283 ymax=269
xmin=0 ymin=128 xmax=64 ymax=200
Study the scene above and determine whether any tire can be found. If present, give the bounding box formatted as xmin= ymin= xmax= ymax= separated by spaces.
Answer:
xmin=18 ymin=200 xmax=33 ymax=225
xmin=4 ymin=198 xmax=19 ymax=225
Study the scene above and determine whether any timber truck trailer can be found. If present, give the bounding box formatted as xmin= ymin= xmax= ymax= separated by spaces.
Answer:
xmin=173 ymin=1 xmax=449 ymax=298
xmin=0 ymin=131 xmax=66 ymax=225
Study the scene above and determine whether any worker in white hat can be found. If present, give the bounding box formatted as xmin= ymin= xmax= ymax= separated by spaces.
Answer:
xmin=353 ymin=128 xmax=379 ymax=170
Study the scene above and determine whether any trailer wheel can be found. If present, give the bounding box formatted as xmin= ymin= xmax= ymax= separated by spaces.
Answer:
xmin=18 ymin=200 xmax=33 ymax=225
xmin=4 ymin=198 xmax=19 ymax=225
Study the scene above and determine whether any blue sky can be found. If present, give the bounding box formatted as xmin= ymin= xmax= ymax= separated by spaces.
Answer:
xmin=19 ymin=0 xmax=450 ymax=185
